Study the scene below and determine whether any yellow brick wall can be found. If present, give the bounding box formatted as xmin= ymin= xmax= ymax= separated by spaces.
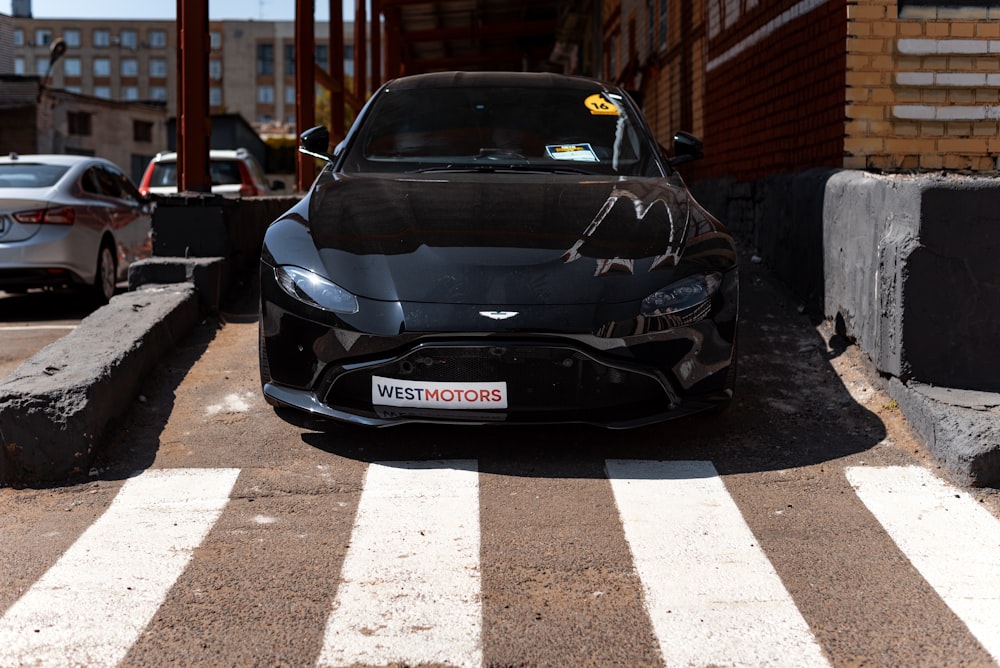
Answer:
xmin=848 ymin=0 xmax=1000 ymax=172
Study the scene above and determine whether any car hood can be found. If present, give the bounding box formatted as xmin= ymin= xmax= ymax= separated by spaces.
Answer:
xmin=303 ymin=172 xmax=695 ymax=305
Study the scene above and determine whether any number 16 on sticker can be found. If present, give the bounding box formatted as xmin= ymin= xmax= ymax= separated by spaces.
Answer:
xmin=585 ymin=93 xmax=620 ymax=116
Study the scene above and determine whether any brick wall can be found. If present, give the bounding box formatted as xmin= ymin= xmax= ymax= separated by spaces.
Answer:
xmin=698 ymin=0 xmax=847 ymax=181
xmin=849 ymin=1 xmax=1000 ymax=172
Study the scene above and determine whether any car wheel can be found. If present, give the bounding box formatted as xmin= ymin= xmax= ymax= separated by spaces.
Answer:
xmin=92 ymin=243 xmax=117 ymax=305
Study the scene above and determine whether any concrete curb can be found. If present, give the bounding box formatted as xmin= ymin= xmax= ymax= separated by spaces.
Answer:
xmin=889 ymin=379 xmax=1000 ymax=487
xmin=0 ymin=284 xmax=200 ymax=486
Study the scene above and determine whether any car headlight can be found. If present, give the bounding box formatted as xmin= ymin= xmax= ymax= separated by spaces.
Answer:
xmin=641 ymin=272 xmax=722 ymax=318
xmin=274 ymin=265 xmax=359 ymax=314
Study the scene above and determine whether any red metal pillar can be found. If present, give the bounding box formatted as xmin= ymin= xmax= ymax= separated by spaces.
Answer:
xmin=296 ymin=0 xmax=317 ymax=191
xmin=176 ymin=0 xmax=210 ymax=193
xmin=370 ymin=0 xmax=381 ymax=89
xmin=385 ymin=5 xmax=402 ymax=79
xmin=329 ymin=0 xmax=346 ymax=141
xmin=354 ymin=0 xmax=367 ymax=102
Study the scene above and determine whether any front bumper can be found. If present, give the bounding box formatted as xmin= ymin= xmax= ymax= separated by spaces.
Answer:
xmin=259 ymin=268 xmax=738 ymax=428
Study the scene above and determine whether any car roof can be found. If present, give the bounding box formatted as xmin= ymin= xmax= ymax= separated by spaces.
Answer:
xmin=379 ymin=71 xmax=617 ymax=93
xmin=151 ymin=149 xmax=253 ymax=162
xmin=0 ymin=153 xmax=110 ymax=166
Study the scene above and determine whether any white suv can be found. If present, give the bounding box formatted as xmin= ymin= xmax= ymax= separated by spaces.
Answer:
xmin=138 ymin=148 xmax=284 ymax=197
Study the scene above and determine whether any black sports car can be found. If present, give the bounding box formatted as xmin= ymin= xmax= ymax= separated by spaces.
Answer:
xmin=259 ymin=71 xmax=738 ymax=428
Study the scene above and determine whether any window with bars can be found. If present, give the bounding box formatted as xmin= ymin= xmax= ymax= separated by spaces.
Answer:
xmin=258 ymin=43 xmax=274 ymax=75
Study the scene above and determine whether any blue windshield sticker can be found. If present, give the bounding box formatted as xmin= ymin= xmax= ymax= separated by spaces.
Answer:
xmin=545 ymin=144 xmax=599 ymax=162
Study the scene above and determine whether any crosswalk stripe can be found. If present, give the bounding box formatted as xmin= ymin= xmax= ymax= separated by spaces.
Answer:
xmin=847 ymin=465 xmax=1000 ymax=663
xmin=317 ymin=460 xmax=481 ymax=668
xmin=606 ymin=459 xmax=831 ymax=667
xmin=0 ymin=468 xmax=240 ymax=668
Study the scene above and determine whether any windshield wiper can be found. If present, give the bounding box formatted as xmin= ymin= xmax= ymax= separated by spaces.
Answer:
xmin=413 ymin=164 xmax=591 ymax=175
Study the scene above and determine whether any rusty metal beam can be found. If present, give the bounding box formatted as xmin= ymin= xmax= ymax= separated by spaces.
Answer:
xmin=328 ymin=0 xmax=346 ymax=141
xmin=354 ymin=0 xmax=367 ymax=101
xmin=371 ymin=0 xmax=382 ymax=89
xmin=176 ymin=0 xmax=210 ymax=193
xmin=295 ymin=0 xmax=316 ymax=191
xmin=384 ymin=5 xmax=403 ymax=79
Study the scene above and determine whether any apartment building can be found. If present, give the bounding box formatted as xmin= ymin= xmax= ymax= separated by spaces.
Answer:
xmin=6 ymin=15 xmax=355 ymax=133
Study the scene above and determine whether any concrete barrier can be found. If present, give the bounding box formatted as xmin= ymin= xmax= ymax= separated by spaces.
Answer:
xmin=0 ymin=195 xmax=294 ymax=487
xmin=693 ymin=171 xmax=1000 ymax=486
xmin=0 ymin=284 xmax=200 ymax=485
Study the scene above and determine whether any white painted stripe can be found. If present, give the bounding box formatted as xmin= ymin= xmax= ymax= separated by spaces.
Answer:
xmin=606 ymin=460 xmax=830 ymax=667
xmin=0 ymin=325 xmax=77 ymax=331
xmin=0 ymin=468 xmax=240 ymax=668
xmin=707 ymin=0 xmax=831 ymax=72
xmin=847 ymin=466 xmax=1000 ymax=663
xmin=318 ymin=460 xmax=481 ymax=668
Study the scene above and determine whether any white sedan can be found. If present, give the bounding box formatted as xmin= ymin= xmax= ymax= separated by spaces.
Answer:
xmin=0 ymin=154 xmax=153 ymax=304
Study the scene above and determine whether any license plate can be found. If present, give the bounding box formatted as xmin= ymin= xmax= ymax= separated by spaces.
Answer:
xmin=372 ymin=376 xmax=508 ymax=410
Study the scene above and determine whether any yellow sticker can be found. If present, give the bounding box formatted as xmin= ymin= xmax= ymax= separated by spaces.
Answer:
xmin=584 ymin=93 xmax=620 ymax=116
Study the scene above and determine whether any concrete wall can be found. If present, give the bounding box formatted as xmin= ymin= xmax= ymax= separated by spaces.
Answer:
xmin=693 ymin=168 xmax=1000 ymax=485
xmin=694 ymin=170 xmax=1000 ymax=393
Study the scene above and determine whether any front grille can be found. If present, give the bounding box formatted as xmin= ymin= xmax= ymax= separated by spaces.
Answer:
xmin=321 ymin=342 xmax=671 ymax=422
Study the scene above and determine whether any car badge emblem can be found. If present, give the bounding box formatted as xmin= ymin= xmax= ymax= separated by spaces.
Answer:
xmin=479 ymin=310 xmax=519 ymax=320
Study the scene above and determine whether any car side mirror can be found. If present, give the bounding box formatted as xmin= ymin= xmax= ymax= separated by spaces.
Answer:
xmin=299 ymin=126 xmax=333 ymax=162
xmin=667 ymin=131 xmax=703 ymax=167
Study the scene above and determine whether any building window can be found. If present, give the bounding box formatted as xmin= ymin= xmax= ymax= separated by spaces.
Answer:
xmin=285 ymin=43 xmax=295 ymax=75
xmin=150 ymin=86 xmax=167 ymax=101
xmin=121 ymin=58 xmax=138 ymax=77
xmin=149 ymin=29 xmax=167 ymax=48
xmin=63 ymin=57 xmax=81 ymax=77
xmin=35 ymin=57 xmax=48 ymax=75
xmin=63 ymin=29 xmax=80 ymax=48
xmin=14 ymin=57 xmax=25 ymax=75
xmin=94 ymin=86 xmax=111 ymax=99
xmin=13 ymin=29 xmax=24 ymax=46
xmin=93 ymin=57 xmax=111 ymax=77
xmin=65 ymin=86 xmax=82 ymax=94
xmin=285 ymin=85 xmax=295 ymax=104
xmin=150 ymin=58 xmax=167 ymax=78
xmin=122 ymin=86 xmax=139 ymax=100
xmin=133 ymin=120 xmax=153 ymax=143
xmin=315 ymin=44 xmax=328 ymax=67
xmin=210 ymin=31 xmax=222 ymax=50
xmin=35 ymin=29 xmax=52 ymax=46
xmin=68 ymin=111 xmax=92 ymax=136
xmin=257 ymin=43 xmax=274 ymax=75
xmin=120 ymin=30 xmax=138 ymax=50
xmin=257 ymin=85 xmax=275 ymax=104
xmin=210 ymin=86 xmax=222 ymax=106
xmin=209 ymin=59 xmax=222 ymax=80
xmin=93 ymin=29 xmax=110 ymax=47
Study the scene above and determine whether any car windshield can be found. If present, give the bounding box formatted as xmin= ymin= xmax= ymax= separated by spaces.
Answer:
xmin=149 ymin=160 xmax=242 ymax=187
xmin=0 ymin=163 xmax=71 ymax=188
xmin=343 ymin=84 xmax=661 ymax=177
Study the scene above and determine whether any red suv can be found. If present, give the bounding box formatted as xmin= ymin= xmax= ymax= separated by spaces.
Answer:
xmin=138 ymin=148 xmax=284 ymax=197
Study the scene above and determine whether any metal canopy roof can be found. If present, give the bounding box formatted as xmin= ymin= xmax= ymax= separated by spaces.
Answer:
xmin=376 ymin=0 xmax=563 ymax=78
